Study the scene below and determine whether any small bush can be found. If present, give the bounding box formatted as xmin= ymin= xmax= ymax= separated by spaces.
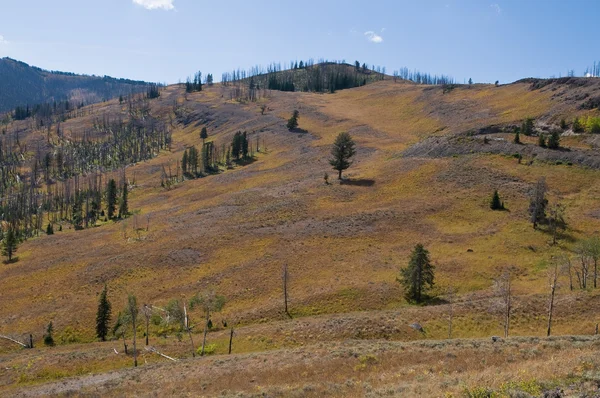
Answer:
xmin=197 ymin=343 xmax=217 ymax=356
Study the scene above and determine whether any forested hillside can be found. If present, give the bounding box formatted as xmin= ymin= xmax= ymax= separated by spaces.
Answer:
xmin=0 ymin=58 xmax=150 ymax=113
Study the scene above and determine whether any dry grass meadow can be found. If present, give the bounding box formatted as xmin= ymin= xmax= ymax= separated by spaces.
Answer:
xmin=1 ymin=77 xmax=600 ymax=396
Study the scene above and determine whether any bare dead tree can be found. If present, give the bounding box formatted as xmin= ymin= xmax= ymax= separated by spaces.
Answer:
xmin=228 ymin=327 xmax=234 ymax=354
xmin=547 ymin=258 xmax=560 ymax=336
xmin=142 ymin=304 xmax=152 ymax=346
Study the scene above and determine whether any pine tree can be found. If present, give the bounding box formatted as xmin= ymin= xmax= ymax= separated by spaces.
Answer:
xmin=490 ymin=190 xmax=504 ymax=210
xmin=2 ymin=228 xmax=18 ymax=262
xmin=119 ymin=183 xmax=129 ymax=218
xmin=96 ymin=285 xmax=112 ymax=341
xmin=329 ymin=132 xmax=356 ymax=179
xmin=182 ymin=150 xmax=188 ymax=175
xmin=106 ymin=179 xmax=118 ymax=219
xmin=538 ymin=133 xmax=547 ymax=148
xmin=547 ymin=130 xmax=561 ymax=149
xmin=200 ymin=127 xmax=208 ymax=144
xmin=46 ymin=223 xmax=54 ymax=235
xmin=242 ymin=132 xmax=249 ymax=159
xmin=398 ymin=244 xmax=435 ymax=303
xmin=522 ymin=118 xmax=534 ymax=136
xmin=72 ymin=200 xmax=83 ymax=230
xmin=44 ymin=322 xmax=55 ymax=346
xmin=573 ymin=117 xmax=583 ymax=132
xmin=513 ymin=129 xmax=521 ymax=144
xmin=287 ymin=110 xmax=299 ymax=131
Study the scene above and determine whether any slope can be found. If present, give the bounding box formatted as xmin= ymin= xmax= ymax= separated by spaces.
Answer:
xmin=0 ymin=77 xmax=600 ymax=394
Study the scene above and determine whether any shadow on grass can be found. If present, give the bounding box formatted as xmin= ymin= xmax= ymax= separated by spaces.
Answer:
xmin=3 ymin=257 xmax=19 ymax=265
xmin=234 ymin=157 xmax=258 ymax=167
xmin=289 ymin=128 xmax=310 ymax=134
xmin=340 ymin=179 xmax=376 ymax=187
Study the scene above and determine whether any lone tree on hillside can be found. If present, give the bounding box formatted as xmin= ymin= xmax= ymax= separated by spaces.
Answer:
xmin=287 ymin=110 xmax=299 ymax=130
xmin=106 ymin=179 xmax=118 ymax=219
xmin=329 ymin=132 xmax=356 ymax=180
xmin=200 ymin=127 xmax=208 ymax=144
xmin=190 ymin=290 xmax=225 ymax=356
xmin=490 ymin=189 xmax=505 ymax=210
xmin=398 ymin=244 xmax=435 ymax=303
xmin=96 ymin=285 xmax=112 ymax=341
xmin=2 ymin=228 xmax=18 ymax=262
xmin=513 ymin=128 xmax=521 ymax=144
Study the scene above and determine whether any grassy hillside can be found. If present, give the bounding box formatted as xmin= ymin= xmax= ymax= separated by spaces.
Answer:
xmin=0 ymin=57 xmax=150 ymax=113
xmin=1 ymin=75 xmax=600 ymax=395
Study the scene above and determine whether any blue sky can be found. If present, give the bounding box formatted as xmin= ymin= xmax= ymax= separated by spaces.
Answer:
xmin=0 ymin=0 xmax=598 ymax=84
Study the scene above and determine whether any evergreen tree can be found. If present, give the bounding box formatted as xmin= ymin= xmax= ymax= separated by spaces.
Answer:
xmin=573 ymin=117 xmax=583 ymax=132
xmin=468 ymin=78 xmax=473 ymax=86
xmin=72 ymin=200 xmax=84 ymax=230
xmin=287 ymin=110 xmax=299 ymax=130
xmin=490 ymin=190 xmax=504 ymax=210
xmin=200 ymin=127 xmax=208 ymax=144
xmin=560 ymin=119 xmax=567 ymax=130
xmin=329 ymin=132 xmax=356 ymax=179
xmin=513 ymin=128 xmax=521 ymax=144
xmin=232 ymin=132 xmax=243 ymax=160
xmin=547 ymin=130 xmax=561 ymax=149
xmin=538 ymin=133 xmax=547 ymax=148
xmin=46 ymin=223 xmax=54 ymax=235
xmin=106 ymin=179 xmax=118 ymax=219
xmin=522 ymin=118 xmax=534 ymax=136
xmin=96 ymin=285 xmax=112 ymax=341
xmin=182 ymin=150 xmax=188 ymax=175
xmin=242 ymin=132 xmax=249 ymax=159
xmin=2 ymin=228 xmax=18 ymax=262
xmin=398 ymin=244 xmax=435 ymax=303
xmin=119 ymin=183 xmax=129 ymax=218
xmin=44 ymin=322 xmax=55 ymax=346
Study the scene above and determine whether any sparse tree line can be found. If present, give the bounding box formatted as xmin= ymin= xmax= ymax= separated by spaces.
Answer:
xmin=392 ymin=67 xmax=455 ymax=85
xmin=96 ymin=287 xmax=228 ymax=366
xmin=221 ymin=59 xmax=386 ymax=97
xmin=510 ymin=116 xmax=600 ymax=151
xmin=162 ymin=127 xmax=263 ymax=189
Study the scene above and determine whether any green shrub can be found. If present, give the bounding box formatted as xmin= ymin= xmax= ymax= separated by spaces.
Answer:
xmin=197 ymin=343 xmax=217 ymax=356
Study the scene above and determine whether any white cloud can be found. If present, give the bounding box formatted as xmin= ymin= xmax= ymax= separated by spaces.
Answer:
xmin=0 ymin=35 xmax=9 ymax=45
xmin=364 ymin=31 xmax=383 ymax=44
xmin=132 ymin=0 xmax=175 ymax=11
xmin=490 ymin=3 xmax=502 ymax=14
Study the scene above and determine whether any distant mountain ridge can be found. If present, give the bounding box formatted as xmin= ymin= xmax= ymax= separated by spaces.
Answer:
xmin=0 ymin=57 xmax=151 ymax=113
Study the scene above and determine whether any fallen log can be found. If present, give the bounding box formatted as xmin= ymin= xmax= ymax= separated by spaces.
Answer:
xmin=145 ymin=346 xmax=177 ymax=362
xmin=0 ymin=334 xmax=28 ymax=348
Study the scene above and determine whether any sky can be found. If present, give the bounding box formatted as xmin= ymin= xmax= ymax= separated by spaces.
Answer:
xmin=0 ymin=0 xmax=598 ymax=84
